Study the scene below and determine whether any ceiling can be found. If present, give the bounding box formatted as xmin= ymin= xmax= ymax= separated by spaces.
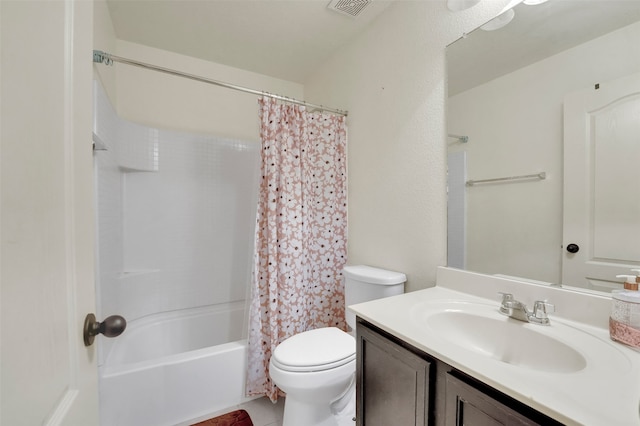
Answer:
xmin=105 ymin=0 xmax=640 ymax=91
xmin=106 ymin=0 xmax=393 ymax=83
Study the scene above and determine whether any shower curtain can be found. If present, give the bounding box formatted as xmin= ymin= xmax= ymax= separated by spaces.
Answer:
xmin=246 ymin=97 xmax=348 ymax=401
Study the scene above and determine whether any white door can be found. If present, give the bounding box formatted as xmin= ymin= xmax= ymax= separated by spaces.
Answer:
xmin=1 ymin=1 xmax=99 ymax=425
xmin=562 ymin=72 xmax=640 ymax=292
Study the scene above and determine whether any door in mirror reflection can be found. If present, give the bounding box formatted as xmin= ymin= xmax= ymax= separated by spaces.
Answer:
xmin=563 ymin=72 xmax=640 ymax=291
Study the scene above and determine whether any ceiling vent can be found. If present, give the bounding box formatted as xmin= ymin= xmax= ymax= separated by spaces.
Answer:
xmin=327 ymin=0 xmax=372 ymax=18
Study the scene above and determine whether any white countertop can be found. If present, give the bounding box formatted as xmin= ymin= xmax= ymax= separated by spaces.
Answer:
xmin=349 ymin=267 xmax=640 ymax=426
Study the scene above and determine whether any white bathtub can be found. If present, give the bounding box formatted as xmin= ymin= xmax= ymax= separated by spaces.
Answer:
xmin=99 ymin=302 xmax=254 ymax=426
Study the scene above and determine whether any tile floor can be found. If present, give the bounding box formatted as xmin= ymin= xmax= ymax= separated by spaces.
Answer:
xmin=181 ymin=397 xmax=285 ymax=426
xmin=183 ymin=390 xmax=356 ymax=426
xmin=237 ymin=397 xmax=285 ymax=426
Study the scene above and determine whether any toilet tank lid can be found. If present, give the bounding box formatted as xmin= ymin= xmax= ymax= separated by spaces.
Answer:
xmin=343 ymin=265 xmax=406 ymax=285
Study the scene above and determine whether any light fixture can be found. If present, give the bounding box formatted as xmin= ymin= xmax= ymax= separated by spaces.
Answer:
xmin=447 ymin=0 xmax=481 ymax=12
xmin=523 ymin=0 xmax=549 ymax=5
xmin=480 ymin=8 xmax=515 ymax=31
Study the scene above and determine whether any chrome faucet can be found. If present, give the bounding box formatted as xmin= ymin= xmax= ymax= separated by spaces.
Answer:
xmin=498 ymin=292 xmax=554 ymax=325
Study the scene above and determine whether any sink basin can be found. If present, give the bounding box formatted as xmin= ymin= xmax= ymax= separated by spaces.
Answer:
xmin=423 ymin=305 xmax=587 ymax=373
xmin=350 ymin=285 xmax=640 ymax=426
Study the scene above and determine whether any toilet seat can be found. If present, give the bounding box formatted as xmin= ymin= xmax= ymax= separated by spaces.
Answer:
xmin=271 ymin=327 xmax=356 ymax=372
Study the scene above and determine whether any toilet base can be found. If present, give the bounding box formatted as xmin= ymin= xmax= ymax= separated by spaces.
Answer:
xmin=282 ymin=381 xmax=355 ymax=426
xmin=282 ymin=397 xmax=336 ymax=426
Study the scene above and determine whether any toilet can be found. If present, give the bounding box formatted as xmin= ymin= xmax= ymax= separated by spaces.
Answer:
xmin=269 ymin=265 xmax=406 ymax=426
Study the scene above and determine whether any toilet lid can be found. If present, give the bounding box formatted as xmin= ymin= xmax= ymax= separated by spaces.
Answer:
xmin=271 ymin=327 xmax=356 ymax=372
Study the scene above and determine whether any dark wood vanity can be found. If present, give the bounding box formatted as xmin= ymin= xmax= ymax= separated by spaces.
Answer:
xmin=356 ymin=319 xmax=565 ymax=426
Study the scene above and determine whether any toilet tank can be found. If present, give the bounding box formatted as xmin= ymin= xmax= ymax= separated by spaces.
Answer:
xmin=343 ymin=265 xmax=406 ymax=331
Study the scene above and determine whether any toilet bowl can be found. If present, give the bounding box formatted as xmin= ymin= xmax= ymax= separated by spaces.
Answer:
xmin=269 ymin=265 xmax=406 ymax=426
xmin=269 ymin=327 xmax=355 ymax=426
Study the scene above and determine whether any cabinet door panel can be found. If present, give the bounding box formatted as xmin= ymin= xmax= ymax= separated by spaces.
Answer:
xmin=461 ymin=404 xmax=504 ymax=426
xmin=445 ymin=374 xmax=539 ymax=426
xmin=357 ymin=323 xmax=431 ymax=426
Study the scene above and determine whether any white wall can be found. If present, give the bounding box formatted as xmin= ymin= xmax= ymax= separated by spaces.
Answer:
xmin=304 ymin=1 xmax=511 ymax=292
xmin=448 ymin=20 xmax=640 ymax=284
xmin=93 ymin=0 xmax=515 ymax=294
xmin=94 ymin=0 xmax=304 ymax=142
xmin=94 ymin=0 xmax=118 ymax=105
xmin=114 ymin=40 xmax=304 ymax=142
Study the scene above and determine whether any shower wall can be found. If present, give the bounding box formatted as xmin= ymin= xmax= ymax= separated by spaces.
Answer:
xmin=93 ymin=81 xmax=260 ymax=363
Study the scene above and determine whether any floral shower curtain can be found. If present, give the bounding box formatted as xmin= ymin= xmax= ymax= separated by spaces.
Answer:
xmin=246 ymin=97 xmax=348 ymax=401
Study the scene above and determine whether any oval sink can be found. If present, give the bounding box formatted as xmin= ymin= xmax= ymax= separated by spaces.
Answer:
xmin=425 ymin=310 xmax=587 ymax=373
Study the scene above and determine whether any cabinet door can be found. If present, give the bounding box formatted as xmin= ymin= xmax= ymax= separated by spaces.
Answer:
xmin=445 ymin=374 xmax=541 ymax=426
xmin=357 ymin=322 xmax=431 ymax=426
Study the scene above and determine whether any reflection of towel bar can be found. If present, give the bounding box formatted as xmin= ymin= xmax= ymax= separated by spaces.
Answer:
xmin=466 ymin=172 xmax=546 ymax=186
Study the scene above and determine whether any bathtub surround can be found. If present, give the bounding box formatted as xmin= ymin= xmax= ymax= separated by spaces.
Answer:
xmin=94 ymin=81 xmax=260 ymax=425
xmin=100 ymin=307 xmax=250 ymax=426
xmin=247 ymin=97 xmax=348 ymax=401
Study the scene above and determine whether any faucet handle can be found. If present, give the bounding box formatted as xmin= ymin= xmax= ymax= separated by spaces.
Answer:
xmin=498 ymin=292 xmax=514 ymax=303
xmin=497 ymin=293 xmax=516 ymax=316
xmin=533 ymin=300 xmax=555 ymax=321
xmin=498 ymin=292 xmax=516 ymax=308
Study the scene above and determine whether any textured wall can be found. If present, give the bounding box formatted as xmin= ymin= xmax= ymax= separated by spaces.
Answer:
xmin=94 ymin=0 xmax=305 ymax=142
xmin=94 ymin=0 xmax=513 ymax=293
xmin=114 ymin=40 xmax=304 ymax=142
xmin=304 ymin=1 xmax=510 ymax=292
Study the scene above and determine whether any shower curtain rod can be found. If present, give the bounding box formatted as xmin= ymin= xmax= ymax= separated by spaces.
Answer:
xmin=93 ymin=50 xmax=348 ymax=117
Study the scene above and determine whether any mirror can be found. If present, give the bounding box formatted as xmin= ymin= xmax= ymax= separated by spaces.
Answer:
xmin=447 ymin=0 xmax=640 ymax=292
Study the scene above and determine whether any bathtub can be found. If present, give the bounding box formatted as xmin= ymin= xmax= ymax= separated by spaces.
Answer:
xmin=99 ymin=301 xmax=254 ymax=426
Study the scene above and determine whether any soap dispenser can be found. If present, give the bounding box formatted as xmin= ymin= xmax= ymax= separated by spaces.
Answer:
xmin=609 ymin=274 xmax=640 ymax=348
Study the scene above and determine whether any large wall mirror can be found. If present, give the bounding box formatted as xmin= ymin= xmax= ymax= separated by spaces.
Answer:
xmin=447 ymin=0 xmax=640 ymax=293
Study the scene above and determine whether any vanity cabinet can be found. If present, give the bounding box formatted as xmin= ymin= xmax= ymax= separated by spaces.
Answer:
xmin=445 ymin=372 xmax=546 ymax=426
xmin=356 ymin=319 xmax=564 ymax=426
xmin=356 ymin=321 xmax=432 ymax=426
